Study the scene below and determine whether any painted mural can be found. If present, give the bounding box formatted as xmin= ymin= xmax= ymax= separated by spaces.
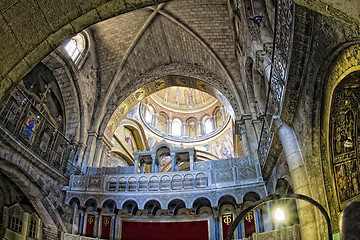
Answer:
xmin=151 ymin=86 xmax=216 ymax=111
xmin=124 ymin=127 xmax=137 ymax=152
xmin=203 ymin=127 xmax=234 ymax=159
xmin=105 ymin=75 xmax=236 ymax=139
xmin=331 ymin=79 xmax=360 ymax=205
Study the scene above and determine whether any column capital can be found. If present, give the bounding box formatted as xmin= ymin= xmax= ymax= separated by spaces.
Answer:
xmin=272 ymin=115 xmax=287 ymax=132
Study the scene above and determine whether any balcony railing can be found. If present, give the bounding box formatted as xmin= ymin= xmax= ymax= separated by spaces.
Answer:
xmin=0 ymin=87 xmax=83 ymax=178
xmin=69 ymin=157 xmax=260 ymax=193
xmin=257 ymin=0 xmax=295 ymax=168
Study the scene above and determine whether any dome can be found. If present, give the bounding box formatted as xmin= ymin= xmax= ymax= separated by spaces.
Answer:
xmin=139 ymin=87 xmax=230 ymax=142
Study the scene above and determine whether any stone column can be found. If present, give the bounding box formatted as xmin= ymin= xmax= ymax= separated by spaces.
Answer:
xmin=81 ymin=131 xmax=98 ymax=173
xmin=171 ymin=152 xmax=176 ymax=172
xmin=197 ymin=122 xmax=202 ymax=136
xmin=110 ymin=214 xmax=116 ymax=240
xmin=79 ymin=211 xmax=84 ymax=235
xmin=21 ymin=212 xmax=30 ymax=236
xmin=140 ymin=162 xmax=145 ymax=173
xmin=151 ymin=154 xmax=156 ymax=173
xmin=168 ymin=120 xmax=172 ymax=134
xmin=273 ymin=116 xmax=318 ymax=240
xmin=153 ymin=113 xmax=159 ymax=128
xmin=114 ymin=214 xmax=121 ymax=240
xmin=98 ymin=136 xmax=112 ymax=167
xmin=237 ymin=120 xmax=251 ymax=156
xmin=92 ymin=137 xmax=104 ymax=168
xmin=75 ymin=143 xmax=87 ymax=169
xmin=82 ymin=212 xmax=88 ymax=235
xmin=134 ymin=155 xmax=139 ymax=174
xmin=189 ymin=150 xmax=194 ymax=171
xmin=211 ymin=116 xmax=216 ymax=130
xmin=94 ymin=214 xmax=99 ymax=237
xmin=72 ymin=205 xmax=80 ymax=234
xmin=182 ymin=122 xmax=187 ymax=136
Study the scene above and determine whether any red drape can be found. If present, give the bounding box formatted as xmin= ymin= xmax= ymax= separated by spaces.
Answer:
xmin=244 ymin=211 xmax=256 ymax=237
xmin=121 ymin=220 xmax=209 ymax=240
xmin=85 ymin=214 xmax=95 ymax=237
xmin=221 ymin=214 xmax=234 ymax=240
xmin=101 ymin=215 xmax=112 ymax=239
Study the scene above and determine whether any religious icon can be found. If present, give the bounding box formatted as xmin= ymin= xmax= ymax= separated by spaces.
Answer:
xmin=23 ymin=110 xmax=38 ymax=144
xmin=125 ymin=132 xmax=135 ymax=151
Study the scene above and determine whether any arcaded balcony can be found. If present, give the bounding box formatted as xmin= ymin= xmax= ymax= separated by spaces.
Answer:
xmin=65 ymin=157 xmax=266 ymax=209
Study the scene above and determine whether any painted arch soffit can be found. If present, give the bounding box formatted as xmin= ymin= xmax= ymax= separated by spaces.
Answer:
xmin=105 ymin=75 xmax=236 ymax=138
xmin=320 ymin=43 xmax=360 ymax=232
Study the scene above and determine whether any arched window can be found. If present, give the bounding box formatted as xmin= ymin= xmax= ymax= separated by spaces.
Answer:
xmin=144 ymin=105 xmax=155 ymax=125
xmin=64 ymin=32 xmax=89 ymax=68
xmin=204 ymin=118 xmax=213 ymax=134
xmin=172 ymin=118 xmax=182 ymax=136
xmin=28 ymin=216 xmax=37 ymax=238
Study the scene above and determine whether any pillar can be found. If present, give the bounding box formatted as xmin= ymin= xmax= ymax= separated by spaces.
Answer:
xmin=79 ymin=211 xmax=84 ymax=235
xmin=189 ymin=150 xmax=194 ymax=171
xmin=94 ymin=214 xmax=99 ymax=237
xmin=81 ymin=131 xmax=98 ymax=173
xmin=237 ymin=121 xmax=251 ymax=156
xmin=75 ymin=143 xmax=86 ymax=169
xmin=168 ymin=120 xmax=172 ymax=134
xmin=171 ymin=152 xmax=176 ymax=172
xmin=151 ymin=154 xmax=156 ymax=173
xmin=134 ymin=155 xmax=139 ymax=174
xmin=273 ymin=116 xmax=319 ymax=240
xmin=82 ymin=212 xmax=88 ymax=235
xmin=182 ymin=122 xmax=187 ymax=136
xmin=92 ymin=137 xmax=104 ymax=168
xmin=211 ymin=116 xmax=216 ymax=130
xmin=140 ymin=162 xmax=145 ymax=173
xmin=197 ymin=122 xmax=202 ymax=136
xmin=72 ymin=204 xmax=80 ymax=234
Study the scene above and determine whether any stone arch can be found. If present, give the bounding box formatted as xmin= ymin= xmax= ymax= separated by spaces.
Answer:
xmin=0 ymin=160 xmax=63 ymax=233
xmin=42 ymin=52 xmax=82 ymax=142
xmin=84 ymin=198 xmax=98 ymax=211
xmin=102 ymin=199 xmax=117 ymax=213
xmin=122 ymin=200 xmax=138 ymax=215
xmin=217 ymin=194 xmax=237 ymax=208
xmin=167 ymin=199 xmax=186 ymax=215
xmin=101 ymin=63 xmax=243 ymax=139
xmin=186 ymin=117 xmax=198 ymax=137
xmin=0 ymin=0 xmax=170 ymax=104
xmin=144 ymin=199 xmax=162 ymax=215
xmin=69 ymin=197 xmax=81 ymax=208
xmin=116 ymin=118 xmax=150 ymax=151
xmin=242 ymin=191 xmax=261 ymax=203
xmin=192 ymin=197 xmax=212 ymax=214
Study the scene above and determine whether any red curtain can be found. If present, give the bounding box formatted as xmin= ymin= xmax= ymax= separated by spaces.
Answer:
xmin=101 ymin=215 xmax=112 ymax=239
xmin=121 ymin=220 xmax=209 ymax=240
xmin=85 ymin=214 xmax=95 ymax=237
xmin=221 ymin=214 xmax=234 ymax=240
xmin=244 ymin=211 xmax=256 ymax=237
